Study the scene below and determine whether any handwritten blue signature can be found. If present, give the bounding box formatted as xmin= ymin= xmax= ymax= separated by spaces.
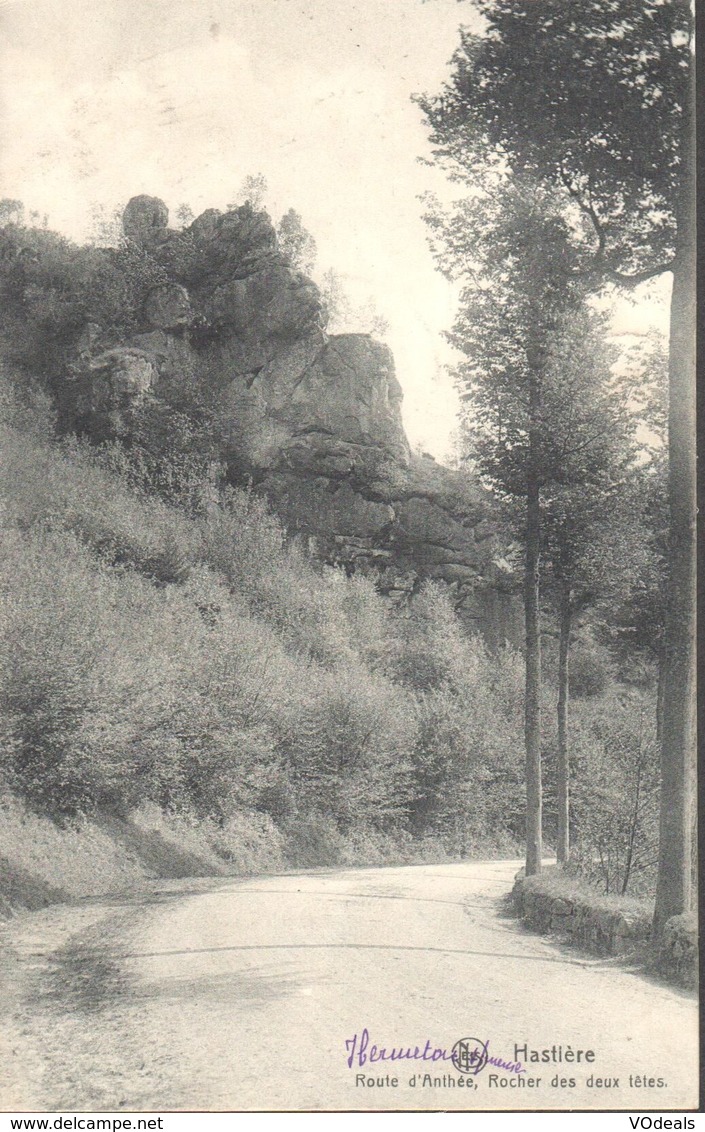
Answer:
xmin=345 ymin=1030 xmax=525 ymax=1075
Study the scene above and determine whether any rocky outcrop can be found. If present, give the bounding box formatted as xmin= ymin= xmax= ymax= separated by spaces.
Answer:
xmin=122 ymin=195 xmax=170 ymax=248
xmin=73 ymin=346 xmax=157 ymax=439
xmin=69 ymin=196 xmax=520 ymax=644
xmin=144 ymin=283 xmax=191 ymax=331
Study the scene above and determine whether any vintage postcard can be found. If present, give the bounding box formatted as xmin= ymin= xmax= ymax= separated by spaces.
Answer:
xmin=0 ymin=0 xmax=698 ymax=1116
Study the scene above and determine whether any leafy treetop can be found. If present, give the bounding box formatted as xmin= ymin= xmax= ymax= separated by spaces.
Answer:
xmin=415 ymin=0 xmax=693 ymax=283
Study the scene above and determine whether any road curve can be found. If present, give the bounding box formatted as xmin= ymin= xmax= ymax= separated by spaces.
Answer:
xmin=0 ymin=860 xmax=698 ymax=1111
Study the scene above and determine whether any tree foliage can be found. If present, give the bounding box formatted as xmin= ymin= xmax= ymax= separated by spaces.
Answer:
xmin=420 ymin=174 xmax=641 ymax=874
xmin=276 ymin=209 xmax=317 ymax=275
xmin=229 ymin=173 xmax=269 ymax=211
xmin=320 ymin=267 xmax=389 ymax=338
xmin=417 ymin=0 xmax=695 ymax=931
xmin=416 ymin=0 xmax=692 ymax=281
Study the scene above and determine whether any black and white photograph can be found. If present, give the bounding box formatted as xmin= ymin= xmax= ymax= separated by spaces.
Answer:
xmin=0 ymin=0 xmax=698 ymax=1116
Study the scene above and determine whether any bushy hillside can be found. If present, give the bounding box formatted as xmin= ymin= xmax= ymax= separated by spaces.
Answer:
xmin=0 ymin=368 xmax=527 ymax=906
xmin=0 ymin=198 xmax=662 ymax=911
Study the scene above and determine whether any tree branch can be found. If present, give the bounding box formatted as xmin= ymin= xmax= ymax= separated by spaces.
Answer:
xmin=559 ymin=424 xmax=623 ymax=460
xmin=559 ymin=163 xmax=606 ymax=258
xmin=607 ymin=262 xmax=676 ymax=287
xmin=558 ymin=163 xmax=674 ymax=287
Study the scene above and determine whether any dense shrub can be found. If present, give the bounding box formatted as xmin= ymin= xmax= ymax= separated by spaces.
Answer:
xmin=408 ymin=643 xmax=525 ymax=850
xmin=386 ymin=583 xmax=473 ymax=691
xmin=281 ymin=813 xmax=345 ymax=868
xmin=278 ymin=665 xmax=417 ymax=830
xmin=0 ymin=527 xmax=164 ymax=816
xmin=382 ymin=584 xmax=524 ymax=840
xmin=95 ymin=405 xmax=225 ymax=514
xmin=0 ymin=224 xmax=169 ymax=378
xmin=567 ymin=691 xmax=660 ymax=896
xmin=568 ymin=643 xmax=612 ymax=698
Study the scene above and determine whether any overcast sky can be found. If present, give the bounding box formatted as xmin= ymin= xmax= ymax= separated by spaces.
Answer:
xmin=0 ymin=0 xmax=669 ymax=459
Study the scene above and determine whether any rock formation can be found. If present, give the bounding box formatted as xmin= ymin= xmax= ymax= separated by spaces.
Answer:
xmin=122 ymin=195 xmax=170 ymax=248
xmin=68 ymin=196 xmax=520 ymax=645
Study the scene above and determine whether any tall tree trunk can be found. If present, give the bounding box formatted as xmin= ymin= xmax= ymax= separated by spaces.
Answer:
xmin=621 ymin=750 xmax=643 ymax=897
xmin=653 ymin=100 xmax=697 ymax=937
xmin=655 ymin=635 xmax=666 ymax=743
xmin=524 ymin=374 xmax=542 ymax=876
xmin=556 ymin=580 xmax=571 ymax=865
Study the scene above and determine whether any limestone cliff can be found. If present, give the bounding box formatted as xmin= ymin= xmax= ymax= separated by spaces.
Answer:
xmin=67 ymin=195 xmax=519 ymax=644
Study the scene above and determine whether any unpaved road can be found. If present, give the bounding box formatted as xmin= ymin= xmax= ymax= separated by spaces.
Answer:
xmin=0 ymin=860 xmax=698 ymax=1111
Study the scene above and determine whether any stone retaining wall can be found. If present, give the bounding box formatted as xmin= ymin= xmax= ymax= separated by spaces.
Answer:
xmin=512 ymin=873 xmax=651 ymax=956
xmin=512 ymin=873 xmax=698 ymax=990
